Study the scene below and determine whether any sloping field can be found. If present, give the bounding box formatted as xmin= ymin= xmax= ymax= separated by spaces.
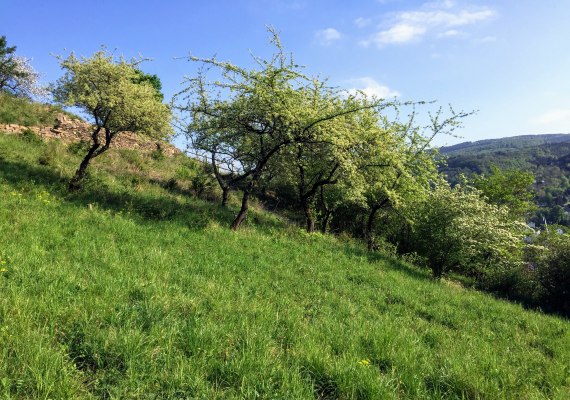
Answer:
xmin=0 ymin=133 xmax=568 ymax=399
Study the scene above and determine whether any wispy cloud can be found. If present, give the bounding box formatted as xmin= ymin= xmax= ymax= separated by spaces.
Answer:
xmin=531 ymin=108 xmax=570 ymax=126
xmin=345 ymin=77 xmax=400 ymax=99
xmin=438 ymin=29 xmax=464 ymax=38
xmin=361 ymin=1 xmax=496 ymax=47
xmin=354 ymin=17 xmax=372 ymax=28
xmin=474 ymin=35 xmax=496 ymax=43
xmin=314 ymin=28 xmax=342 ymax=46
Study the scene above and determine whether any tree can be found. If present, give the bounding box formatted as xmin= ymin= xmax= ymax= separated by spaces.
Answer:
xmin=275 ymin=89 xmax=387 ymax=232
xmin=347 ymin=105 xmax=469 ymax=250
xmin=0 ymin=36 xmax=47 ymax=98
xmin=408 ymin=183 xmax=525 ymax=279
xmin=179 ymin=28 xmax=385 ymax=230
xmin=533 ymin=232 xmax=570 ymax=316
xmin=52 ymin=50 xmax=172 ymax=191
xmin=132 ymin=70 xmax=164 ymax=101
xmin=472 ymin=166 xmax=536 ymax=220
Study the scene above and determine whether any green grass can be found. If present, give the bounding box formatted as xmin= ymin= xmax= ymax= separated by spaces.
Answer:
xmin=0 ymin=132 xmax=569 ymax=399
xmin=0 ymin=92 xmax=80 ymax=126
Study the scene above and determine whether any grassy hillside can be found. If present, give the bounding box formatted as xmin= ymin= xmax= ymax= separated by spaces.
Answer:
xmin=0 ymin=92 xmax=80 ymax=126
xmin=0 ymin=132 xmax=569 ymax=399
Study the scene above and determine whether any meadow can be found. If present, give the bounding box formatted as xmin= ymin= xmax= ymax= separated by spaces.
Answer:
xmin=0 ymin=132 xmax=569 ymax=399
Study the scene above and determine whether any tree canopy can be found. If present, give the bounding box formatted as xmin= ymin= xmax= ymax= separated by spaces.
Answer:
xmin=0 ymin=36 xmax=46 ymax=98
xmin=178 ymin=28 xmax=390 ymax=229
xmin=52 ymin=50 xmax=172 ymax=190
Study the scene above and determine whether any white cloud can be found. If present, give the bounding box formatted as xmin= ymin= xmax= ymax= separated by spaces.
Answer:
xmin=373 ymin=23 xmax=427 ymax=45
xmin=475 ymin=35 xmax=496 ymax=43
xmin=365 ymin=2 xmax=496 ymax=47
xmin=531 ymin=108 xmax=570 ymax=126
xmin=345 ymin=77 xmax=400 ymax=99
xmin=354 ymin=17 xmax=372 ymax=28
xmin=315 ymin=28 xmax=342 ymax=46
xmin=437 ymin=29 xmax=464 ymax=38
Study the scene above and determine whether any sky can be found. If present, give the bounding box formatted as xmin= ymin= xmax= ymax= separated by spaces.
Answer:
xmin=2 ymin=0 xmax=570 ymax=146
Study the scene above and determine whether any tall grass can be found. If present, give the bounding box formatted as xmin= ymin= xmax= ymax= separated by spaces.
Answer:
xmin=0 ymin=92 xmax=79 ymax=126
xmin=0 ymin=133 xmax=569 ymax=399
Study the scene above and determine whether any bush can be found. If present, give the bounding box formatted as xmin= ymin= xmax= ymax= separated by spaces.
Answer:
xmin=406 ymin=184 xmax=525 ymax=279
xmin=150 ymin=147 xmax=165 ymax=161
xmin=534 ymin=233 xmax=570 ymax=316
xmin=21 ymin=128 xmax=42 ymax=144
xmin=67 ymin=139 xmax=91 ymax=155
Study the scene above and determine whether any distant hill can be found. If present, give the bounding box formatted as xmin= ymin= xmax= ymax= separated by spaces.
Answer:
xmin=440 ymin=134 xmax=570 ymax=155
xmin=439 ymin=133 xmax=570 ymax=225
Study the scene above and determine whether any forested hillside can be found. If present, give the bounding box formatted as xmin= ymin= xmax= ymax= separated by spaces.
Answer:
xmin=440 ymin=134 xmax=570 ymax=226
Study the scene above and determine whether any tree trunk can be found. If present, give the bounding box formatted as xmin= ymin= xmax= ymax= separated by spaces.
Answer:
xmin=320 ymin=209 xmax=332 ymax=234
xmin=302 ymin=197 xmax=316 ymax=233
xmin=221 ymin=186 xmax=229 ymax=207
xmin=211 ymin=151 xmax=230 ymax=207
xmin=366 ymin=205 xmax=381 ymax=251
xmin=68 ymin=142 xmax=100 ymax=191
xmin=231 ymin=187 xmax=251 ymax=230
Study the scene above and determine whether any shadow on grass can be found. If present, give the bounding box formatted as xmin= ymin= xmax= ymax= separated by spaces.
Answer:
xmin=0 ymin=157 xmax=243 ymax=231
xmin=342 ymin=241 xmax=433 ymax=282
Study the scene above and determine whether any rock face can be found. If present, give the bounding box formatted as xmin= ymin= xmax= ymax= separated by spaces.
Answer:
xmin=0 ymin=114 xmax=180 ymax=156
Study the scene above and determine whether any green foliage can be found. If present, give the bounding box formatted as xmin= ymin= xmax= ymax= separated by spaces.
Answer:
xmin=53 ymin=50 xmax=172 ymax=140
xmin=538 ymin=234 xmax=570 ymax=316
xmin=441 ymin=134 xmax=570 ymax=227
xmin=181 ymin=28 xmax=389 ymax=228
xmin=52 ymin=49 xmax=173 ymax=190
xmin=132 ymin=69 xmax=164 ymax=101
xmin=67 ymin=139 xmax=91 ymax=156
xmin=150 ymin=146 xmax=165 ymax=161
xmin=0 ymin=132 xmax=569 ymax=398
xmin=472 ymin=165 xmax=536 ymax=219
xmin=0 ymin=36 xmax=23 ymax=93
xmin=524 ymin=231 xmax=570 ymax=316
xmin=20 ymin=128 xmax=42 ymax=144
xmin=407 ymin=183 xmax=526 ymax=279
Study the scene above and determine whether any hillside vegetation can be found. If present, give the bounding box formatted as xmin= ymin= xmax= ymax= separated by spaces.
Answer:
xmin=440 ymin=134 xmax=570 ymax=226
xmin=1 ymin=129 xmax=569 ymax=399
xmin=0 ymin=91 xmax=78 ymax=126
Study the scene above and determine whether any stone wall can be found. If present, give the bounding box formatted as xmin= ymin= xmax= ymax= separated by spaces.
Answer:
xmin=0 ymin=114 xmax=180 ymax=156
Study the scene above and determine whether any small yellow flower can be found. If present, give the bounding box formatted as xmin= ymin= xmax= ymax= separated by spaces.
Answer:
xmin=0 ymin=268 xmax=7 ymax=273
xmin=358 ymin=359 xmax=371 ymax=366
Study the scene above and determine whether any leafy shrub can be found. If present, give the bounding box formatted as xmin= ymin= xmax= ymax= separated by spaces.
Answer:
xmin=21 ymin=128 xmax=42 ymax=144
xmin=150 ymin=147 xmax=165 ymax=161
xmin=191 ymin=171 xmax=217 ymax=198
xmin=406 ymin=184 xmax=525 ymax=279
xmin=67 ymin=139 xmax=91 ymax=155
xmin=531 ymin=232 xmax=570 ymax=316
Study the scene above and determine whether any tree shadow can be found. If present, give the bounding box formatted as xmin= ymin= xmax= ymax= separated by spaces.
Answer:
xmin=0 ymin=157 xmax=236 ymax=231
xmin=335 ymin=239 xmax=433 ymax=282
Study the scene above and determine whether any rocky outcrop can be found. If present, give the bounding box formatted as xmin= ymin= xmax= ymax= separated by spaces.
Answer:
xmin=0 ymin=114 xmax=180 ymax=156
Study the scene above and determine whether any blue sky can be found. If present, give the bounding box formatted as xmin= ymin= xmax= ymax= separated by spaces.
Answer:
xmin=3 ymin=0 xmax=570 ymax=146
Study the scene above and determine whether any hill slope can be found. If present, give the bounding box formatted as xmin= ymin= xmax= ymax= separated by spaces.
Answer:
xmin=0 ymin=132 xmax=569 ymax=399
